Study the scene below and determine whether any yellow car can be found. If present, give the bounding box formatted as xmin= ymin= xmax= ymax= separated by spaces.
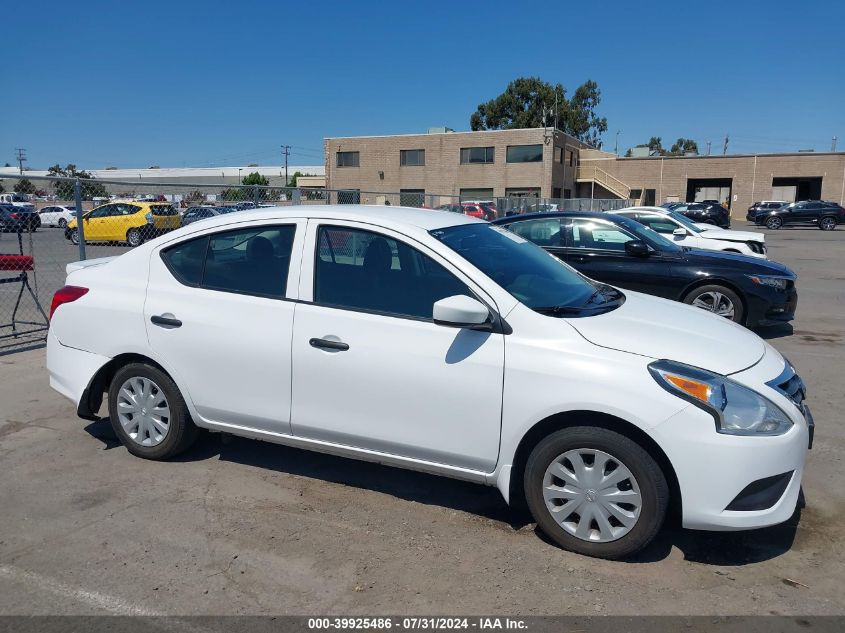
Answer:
xmin=66 ymin=201 xmax=181 ymax=247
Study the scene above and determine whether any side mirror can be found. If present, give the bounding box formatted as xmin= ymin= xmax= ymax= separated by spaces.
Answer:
xmin=433 ymin=295 xmax=490 ymax=328
xmin=673 ymin=227 xmax=687 ymax=237
xmin=625 ymin=240 xmax=651 ymax=257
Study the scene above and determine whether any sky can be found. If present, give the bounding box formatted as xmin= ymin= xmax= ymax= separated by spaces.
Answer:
xmin=4 ymin=0 xmax=844 ymax=170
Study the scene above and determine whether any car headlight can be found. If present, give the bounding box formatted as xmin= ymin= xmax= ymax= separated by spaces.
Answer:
xmin=648 ymin=360 xmax=793 ymax=436
xmin=746 ymin=274 xmax=789 ymax=290
xmin=145 ymin=212 xmax=153 ymax=223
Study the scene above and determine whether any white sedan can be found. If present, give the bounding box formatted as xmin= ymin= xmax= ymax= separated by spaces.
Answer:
xmin=47 ymin=205 xmax=811 ymax=559
xmin=615 ymin=206 xmax=767 ymax=258
xmin=38 ymin=205 xmax=77 ymax=228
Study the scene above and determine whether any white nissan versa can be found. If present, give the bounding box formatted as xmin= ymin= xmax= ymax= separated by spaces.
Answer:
xmin=47 ymin=205 xmax=813 ymax=559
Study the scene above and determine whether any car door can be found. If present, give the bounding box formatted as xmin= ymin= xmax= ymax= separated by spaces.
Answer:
xmin=290 ymin=221 xmax=505 ymax=472
xmin=81 ymin=204 xmax=114 ymax=241
xmin=797 ymin=202 xmax=822 ymax=225
xmin=144 ymin=220 xmax=305 ymax=433
xmin=555 ymin=217 xmax=681 ymax=298
xmin=39 ymin=207 xmax=56 ymax=226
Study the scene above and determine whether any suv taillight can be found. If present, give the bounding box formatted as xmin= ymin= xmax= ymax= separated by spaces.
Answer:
xmin=50 ymin=285 xmax=89 ymax=320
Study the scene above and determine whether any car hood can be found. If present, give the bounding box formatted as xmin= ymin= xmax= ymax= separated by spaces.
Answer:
xmin=566 ymin=291 xmax=765 ymax=375
xmin=680 ymin=247 xmax=794 ymax=275
xmin=699 ymin=228 xmax=765 ymax=243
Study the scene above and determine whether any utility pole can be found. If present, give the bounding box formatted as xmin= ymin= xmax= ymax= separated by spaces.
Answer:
xmin=832 ymin=136 xmax=838 ymax=152
xmin=281 ymin=145 xmax=291 ymax=185
xmin=15 ymin=148 xmax=26 ymax=174
xmin=614 ymin=130 xmax=622 ymax=156
xmin=723 ymin=135 xmax=729 ymax=155
xmin=706 ymin=140 xmax=712 ymax=156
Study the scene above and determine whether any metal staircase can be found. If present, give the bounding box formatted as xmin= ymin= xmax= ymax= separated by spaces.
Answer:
xmin=576 ymin=165 xmax=632 ymax=200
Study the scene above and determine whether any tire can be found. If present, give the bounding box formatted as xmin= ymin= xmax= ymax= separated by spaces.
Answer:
xmin=69 ymin=229 xmax=80 ymax=245
xmin=819 ymin=216 xmax=837 ymax=231
xmin=108 ymin=362 xmax=198 ymax=460
xmin=683 ymin=284 xmax=744 ymax=323
xmin=126 ymin=227 xmax=143 ymax=247
xmin=524 ymin=427 xmax=668 ymax=559
xmin=58 ymin=218 xmax=68 ymax=229
xmin=765 ymin=216 xmax=783 ymax=230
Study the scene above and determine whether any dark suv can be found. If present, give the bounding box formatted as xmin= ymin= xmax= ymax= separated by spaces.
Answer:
xmin=751 ymin=200 xmax=845 ymax=230
xmin=0 ymin=204 xmax=41 ymax=232
xmin=746 ymin=201 xmax=786 ymax=220
xmin=672 ymin=201 xmax=731 ymax=228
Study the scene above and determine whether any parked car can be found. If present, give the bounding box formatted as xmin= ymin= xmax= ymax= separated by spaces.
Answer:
xmin=671 ymin=202 xmax=731 ymax=228
xmin=750 ymin=200 xmax=845 ymax=230
xmin=461 ymin=202 xmax=497 ymax=221
xmin=746 ymin=201 xmax=786 ymax=220
xmin=47 ymin=204 xmax=812 ymax=559
xmin=0 ymin=204 xmax=41 ymax=232
xmin=613 ymin=207 xmax=767 ymax=258
xmin=64 ymin=201 xmax=181 ymax=246
xmin=38 ymin=205 xmax=78 ymax=228
xmin=0 ymin=192 xmax=36 ymax=212
xmin=493 ymin=211 xmax=796 ymax=327
xmin=181 ymin=206 xmax=223 ymax=226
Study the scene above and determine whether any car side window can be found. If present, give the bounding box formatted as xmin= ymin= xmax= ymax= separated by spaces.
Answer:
xmin=88 ymin=205 xmax=112 ymax=218
xmin=161 ymin=225 xmax=296 ymax=298
xmin=569 ymin=218 xmax=636 ymax=251
xmin=637 ymin=215 xmax=677 ymax=234
xmin=314 ymin=225 xmax=471 ymax=320
xmin=506 ymin=218 xmax=562 ymax=246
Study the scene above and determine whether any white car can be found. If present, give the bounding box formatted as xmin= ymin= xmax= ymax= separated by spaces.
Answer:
xmin=38 ymin=205 xmax=77 ymax=228
xmin=615 ymin=207 xmax=767 ymax=258
xmin=47 ymin=205 xmax=812 ymax=559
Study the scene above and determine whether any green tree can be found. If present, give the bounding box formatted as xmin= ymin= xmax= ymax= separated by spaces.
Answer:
xmin=470 ymin=76 xmax=608 ymax=147
xmin=669 ymin=138 xmax=699 ymax=156
xmin=47 ymin=164 xmax=108 ymax=200
xmin=241 ymin=172 xmax=269 ymax=186
xmin=0 ymin=181 xmax=5 ymax=193
xmin=13 ymin=178 xmax=36 ymax=194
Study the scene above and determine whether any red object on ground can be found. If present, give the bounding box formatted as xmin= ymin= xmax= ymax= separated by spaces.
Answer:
xmin=0 ymin=254 xmax=34 ymax=272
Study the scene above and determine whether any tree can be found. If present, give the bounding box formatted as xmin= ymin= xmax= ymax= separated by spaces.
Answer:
xmin=470 ymin=76 xmax=608 ymax=147
xmin=0 ymin=182 xmax=4 ymax=193
xmin=624 ymin=137 xmax=669 ymax=157
xmin=241 ymin=171 xmax=269 ymax=186
xmin=47 ymin=164 xmax=108 ymax=200
xmin=669 ymin=137 xmax=699 ymax=156
xmin=13 ymin=178 xmax=36 ymax=194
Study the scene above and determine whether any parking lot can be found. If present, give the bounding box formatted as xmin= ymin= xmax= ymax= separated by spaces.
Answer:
xmin=0 ymin=224 xmax=843 ymax=615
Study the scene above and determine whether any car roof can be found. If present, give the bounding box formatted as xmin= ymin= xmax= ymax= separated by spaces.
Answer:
xmin=176 ymin=204 xmax=481 ymax=232
xmin=492 ymin=211 xmax=622 ymax=223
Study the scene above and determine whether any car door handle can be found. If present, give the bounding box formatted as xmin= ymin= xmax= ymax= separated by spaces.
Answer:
xmin=309 ymin=337 xmax=349 ymax=351
xmin=150 ymin=314 xmax=182 ymax=328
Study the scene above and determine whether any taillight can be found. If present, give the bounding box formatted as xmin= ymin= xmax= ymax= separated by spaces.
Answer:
xmin=50 ymin=285 xmax=89 ymax=320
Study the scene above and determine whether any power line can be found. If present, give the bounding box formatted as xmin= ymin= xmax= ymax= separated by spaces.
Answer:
xmin=15 ymin=148 xmax=26 ymax=175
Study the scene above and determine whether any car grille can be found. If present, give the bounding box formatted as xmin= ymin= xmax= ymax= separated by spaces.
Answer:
xmin=745 ymin=241 xmax=766 ymax=254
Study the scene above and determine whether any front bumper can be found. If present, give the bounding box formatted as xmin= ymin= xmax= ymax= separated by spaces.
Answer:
xmin=652 ymin=354 xmax=811 ymax=531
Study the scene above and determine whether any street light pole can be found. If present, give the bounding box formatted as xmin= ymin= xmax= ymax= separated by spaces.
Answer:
xmin=615 ymin=131 xmax=622 ymax=156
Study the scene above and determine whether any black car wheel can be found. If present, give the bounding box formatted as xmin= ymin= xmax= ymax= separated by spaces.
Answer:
xmin=765 ymin=216 xmax=783 ymax=230
xmin=126 ymin=227 xmax=144 ymax=247
xmin=58 ymin=218 xmax=68 ymax=229
xmin=819 ymin=217 xmax=837 ymax=231
xmin=69 ymin=229 xmax=80 ymax=245
xmin=683 ymin=284 xmax=744 ymax=323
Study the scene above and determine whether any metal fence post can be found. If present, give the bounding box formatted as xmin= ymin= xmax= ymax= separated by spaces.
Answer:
xmin=252 ymin=186 xmax=259 ymax=207
xmin=74 ymin=179 xmax=87 ymax=261
xmin=292 ymin=188 xmax=301 ymax=205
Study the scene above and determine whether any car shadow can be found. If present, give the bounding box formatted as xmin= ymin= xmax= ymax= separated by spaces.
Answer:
xmin=83 ymin=421 xmax=803 ymax=563
xmin=754 ymin=323 xmax=794 ymax=340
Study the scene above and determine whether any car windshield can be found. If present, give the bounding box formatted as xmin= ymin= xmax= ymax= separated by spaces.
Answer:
xmin=430 ymin=223 xmax=621 ymax=315
xmin=665 ymin=210 xmax=703 ymax=233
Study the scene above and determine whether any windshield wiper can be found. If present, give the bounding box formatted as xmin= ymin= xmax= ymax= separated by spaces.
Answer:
xmin=532 ymin=305 xmax=587 ymax=316
xmin=584 ymin=284 xmax=622 ymax=306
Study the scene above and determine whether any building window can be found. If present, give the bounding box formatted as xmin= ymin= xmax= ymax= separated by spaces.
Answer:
xmin=506 ymin=145 xmax=543 ymax=163
xmin=567 ymin=150 xmax=576 ymax=167
xmin=399 ymin=189 xmax=425 ymax=207
xmin=400 ymin=149 xmax=425 ymax=166
xmin=554 ymin=147 xmax=564 ymax=164
xmin=553 ymin=187 xmax=562 ymax=199
xmin=460 ymin=146 xmax=495 ymax=164
xmin=336 ymin=151 xmax=360 ymax=168
xmin=459 ymin=188 xmax=495 ymax=201
xmin=504 ymin=187 xmax=541 ymax=198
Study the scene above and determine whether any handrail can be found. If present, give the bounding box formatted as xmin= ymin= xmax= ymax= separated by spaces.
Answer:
xmin=575 ymin=166 xmax=631 ymax=198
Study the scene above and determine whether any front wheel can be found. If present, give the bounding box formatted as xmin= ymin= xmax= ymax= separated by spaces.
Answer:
xmin=58 ymin=218 xmax=68 ymax=229
xmin=108 ymin=362 xmax=198 ymax=460
xmin=766 ymin=216 xmax=783 ymax=230
xmin=69 ymin=229 xmax=80 ymax=245
xmin=683 ymin=284 xmax=744 ymax=323
xmin=524 ymin=427 xmax=668 ymax=559
xmin=126 ymin=227 xmax=144 ymax=247
xmin=819 ymin=217 xmax=837 ymax=231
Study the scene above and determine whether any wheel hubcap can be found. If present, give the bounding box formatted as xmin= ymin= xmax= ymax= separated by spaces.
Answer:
xmin=821 ymin=219 xmax=834 ymax=230
xmin=117 ymin=377 xmax=170 ymax=447
xmin=691 ymin=291 xmax=735 ymax=319
xmin=542 ymin=449 xmax=642 ymax=543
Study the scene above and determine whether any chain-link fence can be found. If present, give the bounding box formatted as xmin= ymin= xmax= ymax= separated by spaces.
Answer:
xmin=0 ymin=172 xmax=629 ymax=349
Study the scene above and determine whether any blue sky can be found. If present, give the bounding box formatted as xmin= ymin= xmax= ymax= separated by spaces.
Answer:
xmin=4 ymin=0 xmax=844 ymax=169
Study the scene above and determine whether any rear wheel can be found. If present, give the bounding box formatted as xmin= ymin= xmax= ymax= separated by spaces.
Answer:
xmin=683 ymin=284 xmax=744 ymax=323
xmin=58 ymin=218 xmax=68 ymax=229
xmin=819 ymin=216 xmax=837 ymax=231
xmin=524 ymin=427 xmax=668 ymax=559
xmin=126 ymin=227 xmax=143 ymax=247
xmin=108 ymin=362 xmax=198 ymax=460
xmin=765 ymin=216 xmax=783 ymax=230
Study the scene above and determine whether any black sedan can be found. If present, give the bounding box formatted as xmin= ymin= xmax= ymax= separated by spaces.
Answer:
xmin=669 ymin=201 xmax=731 ymax=228
xmin=749 ymin=200 xmax=845 ymax=230
xmin=492 ymin=212 xmax=797 ymax=327
xmin=0 ymin=204 xmax=41 ymax=233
